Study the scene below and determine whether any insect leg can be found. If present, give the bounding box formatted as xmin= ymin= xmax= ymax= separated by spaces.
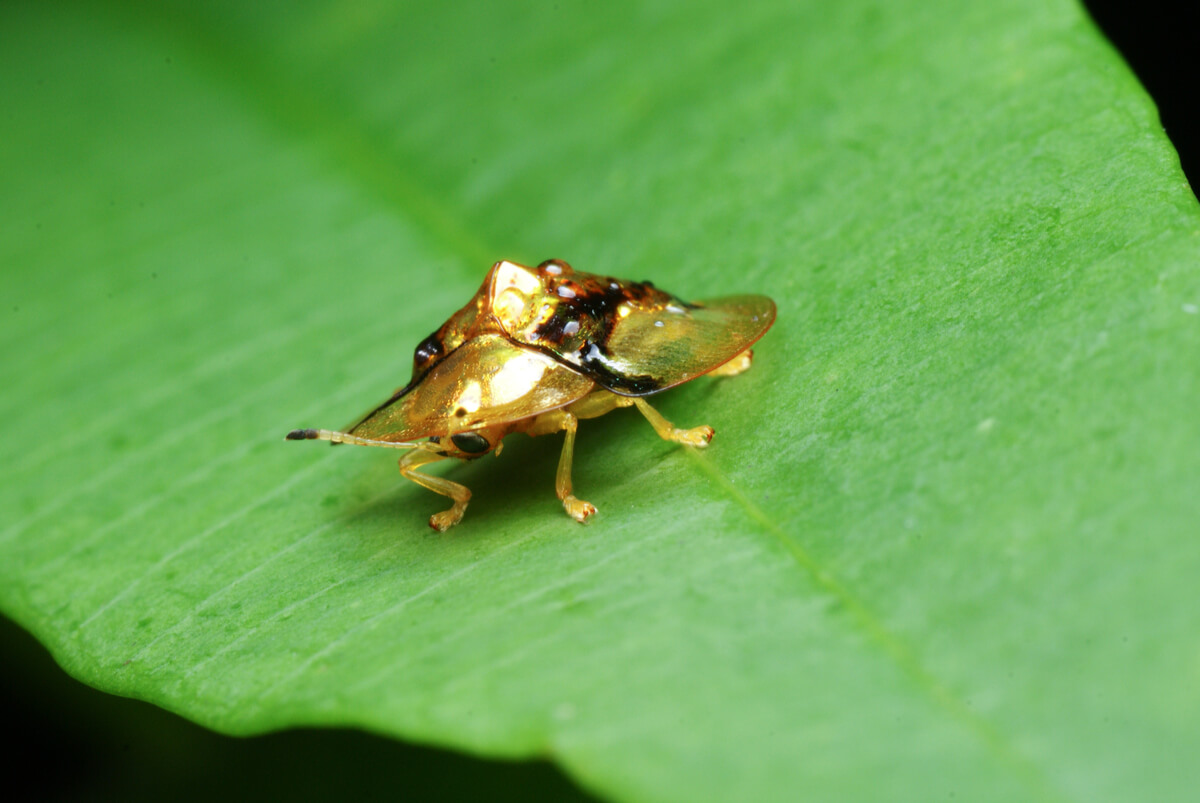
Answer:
xmin=566 ymin=389 xmax=634 ymax=420
xmin=398 ymin=449 xmax=472 ymax=532
xmin=554 ymin=411 xmax=597 ymax=523
xmin=632 ymin=398 xmax=714 ymax=447
xmin=707 ymin=348 xmax=754 ymax=377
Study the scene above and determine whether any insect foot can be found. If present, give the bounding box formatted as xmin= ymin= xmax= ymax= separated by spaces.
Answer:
xmin=676 ymin=425 xmax=715 ymax=447
xmin=429 ymin=504 xmax=468 ymax=532
xmin=562 ymin=495 xmax=597 ymax=523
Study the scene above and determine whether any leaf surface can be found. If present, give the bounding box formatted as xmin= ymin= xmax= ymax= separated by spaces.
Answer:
xmin=3 ymin=2 xmax=1199 ymax=801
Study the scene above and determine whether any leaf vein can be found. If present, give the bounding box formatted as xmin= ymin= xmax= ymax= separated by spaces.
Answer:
xmin=248 ymin=531 xmax=541 ymax=708
xmin=685 ymin=449 xmax=1071 ymax=803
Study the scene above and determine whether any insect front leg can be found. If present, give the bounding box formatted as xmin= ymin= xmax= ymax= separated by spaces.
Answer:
xmin=632 ymin=397 xmax=714 ymax=447
xmin=398 ymin=448 xmax=472 ymax=532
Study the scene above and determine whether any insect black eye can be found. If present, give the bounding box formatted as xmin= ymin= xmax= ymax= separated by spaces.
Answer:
xmin=414 ymin=333 xmax=444 ymax=367
xmin=451 ymin=432 xmax=490 ymax=454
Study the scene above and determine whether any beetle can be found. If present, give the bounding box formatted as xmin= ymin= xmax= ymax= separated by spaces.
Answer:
xmin=286 ymin=259 xmax=775 ymax=531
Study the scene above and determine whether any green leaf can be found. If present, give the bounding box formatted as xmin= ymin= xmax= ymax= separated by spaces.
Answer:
xmin=0 ymin=613 xmax=597 ymax=801
xmin=3 ymin=1 xmax=1198 ymax=801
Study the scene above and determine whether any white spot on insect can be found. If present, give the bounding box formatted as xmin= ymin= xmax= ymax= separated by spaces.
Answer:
xmin=666 ymin=304 xmax=686 ymax=315
xmin=583 ymin=343 xmax=602 ymax=361
xmin=977 ymin=417 xmax=996 ymax=433
xmin=1183 ymin=303 xmax=1198 ymax=315
xmin=493 ymin=260 xmax=541 ymax=294
xmin=490 ymin=263 xmax=540 ymax=327
xmin=494 ymin=288 xmax=529 ymax=324
xmin=557 ymin=285 xmax=576 ymax=299
xmin=454 ymin=381 xmax=483 ymax=414
xmin=542 ymin=261 xmax=564 ymax=275
xmin=492 ymin=352 xmax=550 ymax=403
xmin=563 ymin=319 xmax=580 ymax=335
xmin=654 ymin=320 xmax=664 ymax=327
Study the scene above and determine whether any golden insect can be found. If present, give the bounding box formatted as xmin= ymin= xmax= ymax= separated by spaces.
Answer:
xmin=286 ymin=259 xmax=775 ymax=531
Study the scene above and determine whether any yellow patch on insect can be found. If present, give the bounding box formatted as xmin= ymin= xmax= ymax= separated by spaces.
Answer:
xmin=287 ymin=259 xmax=775 ymax=531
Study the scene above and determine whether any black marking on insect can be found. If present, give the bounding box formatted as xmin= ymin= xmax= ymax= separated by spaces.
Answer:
xmin=413 ymin=332 xmax=445 ymax=372
xmin=450 ymin=431 xmax=491 ymax=454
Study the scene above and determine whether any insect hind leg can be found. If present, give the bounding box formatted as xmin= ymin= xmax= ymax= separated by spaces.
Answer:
xmin=632 ymin=398 xmax=714 ymax=447
xmin=707 ymin=348 xmax=753 ymax=377
xmin=399 ymin=449 xmax=471 ymax=531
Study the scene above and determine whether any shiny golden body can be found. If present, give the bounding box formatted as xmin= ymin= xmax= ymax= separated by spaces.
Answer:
xmin=287 ymin=259 xmax=775 ymax=530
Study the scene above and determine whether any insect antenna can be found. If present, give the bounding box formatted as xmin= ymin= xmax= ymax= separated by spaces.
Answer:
xmin=284 ymin=428 xmax=426 ymax=450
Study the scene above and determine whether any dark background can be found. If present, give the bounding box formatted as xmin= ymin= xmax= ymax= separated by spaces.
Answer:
xmin=0 ymin=616 xmax=596 ymax=801
xmin=4 ymin=3 xmax=1194 ymax=800
xmin=1087 ymin=0 xmax=1198 ymax=187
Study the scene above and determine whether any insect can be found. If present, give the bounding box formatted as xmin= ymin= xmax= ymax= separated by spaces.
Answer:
xmin=286 ymin=259 xmax=775 ymax=531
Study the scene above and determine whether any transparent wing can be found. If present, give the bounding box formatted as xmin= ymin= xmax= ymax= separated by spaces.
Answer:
xmin=508 ymin=294 xmax=776 ymax=396
xmin=597 ymin=295 xmax=776 ymax=394
xmin=346 ymin=334 xmax=595 ymax=442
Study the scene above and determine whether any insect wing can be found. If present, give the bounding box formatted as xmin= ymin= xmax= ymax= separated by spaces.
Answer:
xmin=594 ymin=294 xmax=776 ymax=394
xmin=347 ymin=334 xmax=595 ymax=441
